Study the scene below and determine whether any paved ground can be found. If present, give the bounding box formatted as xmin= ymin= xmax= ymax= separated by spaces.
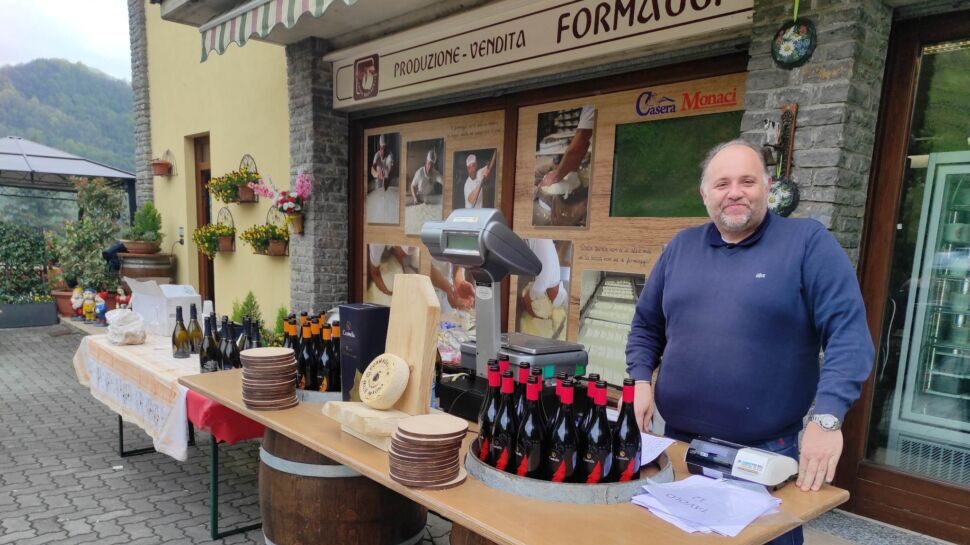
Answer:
xmin=0 ymin=324 xmax=949 ymax=545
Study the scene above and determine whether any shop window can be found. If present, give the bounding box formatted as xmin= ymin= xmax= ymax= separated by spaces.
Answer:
xmin=610 ymin=111 xmax=743 ymax=218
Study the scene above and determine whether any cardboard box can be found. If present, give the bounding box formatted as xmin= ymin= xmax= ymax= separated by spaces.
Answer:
xmin=125 ymin=277 xmax=202 ymax=336
xmin=338 ymin=303 xmax=390 ymax=401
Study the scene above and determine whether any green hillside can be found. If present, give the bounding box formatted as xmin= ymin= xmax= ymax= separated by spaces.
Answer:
xmin=0 ymin=58 xmax=133 ymax=172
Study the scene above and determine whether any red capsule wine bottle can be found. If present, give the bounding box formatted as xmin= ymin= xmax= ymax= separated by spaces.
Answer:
xmin=578 ymin=373 xmax=601 ymax=434
xmin=497 ymin=353 xmax=510 ymax=375
xmin=548 ymin=371 xmax=568 ymax=434
xmin=514 ymin=376 xmax=546 ymax=478
xmin=529 ymin=367 xmax=549 ymax=430
xmin=579 ymin=381 xmax=613 ymax=484
xmin=488 ymin=370 xmax=518 ymax=472
xmin=476 ymin=363 xmax=502 ymax=462
xmin=513 ymin=362 xmax=530 ymax=422
xmin=543 ymin=378 xmax=578 ymax=482
xmin=611 ymin=378 xmax=642 ymax=482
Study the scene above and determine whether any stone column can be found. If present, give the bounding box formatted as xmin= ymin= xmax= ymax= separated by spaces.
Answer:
xmin=287 ymin=38 xmax=350 ymax=313
xmin=740 ymin=0 xmax=892 ymax=264
xmin=128 ymin=0 xmax=153 ymax=206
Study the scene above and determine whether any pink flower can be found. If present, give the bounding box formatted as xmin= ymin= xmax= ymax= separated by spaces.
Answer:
xmin=294 ymin=172 xmax=312 ymax=201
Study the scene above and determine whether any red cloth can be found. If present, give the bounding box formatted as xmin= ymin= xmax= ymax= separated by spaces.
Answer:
xmin=186 ymin=390 xmax=264 ymax=444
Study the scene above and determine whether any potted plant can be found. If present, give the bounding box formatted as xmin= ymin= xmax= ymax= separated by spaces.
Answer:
xmin=0 ymin=221 xmax=59 ymax=327
xmin=249 ymin=172 xmax=313 ymax=235
xmin=192 ymin=223 xmax=236 ymax=259
xmin=51 ymin=178 xmax=124 ymax=295
xmin=207 ymin=168 xmax=260 ymax=204
xmin=121 ymin=202 xmax=165 ymax=254
xmin=151 ymin=158 xmax=172 ymax=176
xmin=239 ymin=223 xmax=289 ymax=256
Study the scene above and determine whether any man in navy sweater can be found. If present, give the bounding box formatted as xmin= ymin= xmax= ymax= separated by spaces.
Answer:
xmin=626 ymin=140 xmax=873 ymax=544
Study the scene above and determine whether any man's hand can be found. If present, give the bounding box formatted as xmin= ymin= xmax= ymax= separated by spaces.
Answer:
xmin=454 ymin=277 xmax=475 ymax=301
xmin=540 ymin=170 xmax=560 ymax=187
xmin=617 ymin=382 xmax=654 ymax=433
xmin=797 ymin=422 xmax=843 ymax=491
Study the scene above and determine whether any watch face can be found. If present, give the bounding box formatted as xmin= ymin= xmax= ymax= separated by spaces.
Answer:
xmin=817 ymin=415 xmax=838 ymax=429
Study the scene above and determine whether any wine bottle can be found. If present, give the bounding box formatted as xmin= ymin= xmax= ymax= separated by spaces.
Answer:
xmin=218 ymin=316 xmax=231 ymax=369
xmin=237 ymin=316 xmax=251 ymax=352
xmin=209 ymin=312 xmax=220 ymax=344
xmin=199 ymin=316 xmax=221 ymax=373
xmin=224 ymin=321 xmax=241 ymax=369
xmin=488 ymin=370 xmax=518 ymax=471
xmin=611 ymin=378 xmax=642 ymax=482
xmin=548 ymin=371 xmax=568 ymax=434
xmin=579 ymin=380 xmax=613 ymax=484
xmin=514 ymin=376 xmax=546 ymax=478
xmin=315 ymin=322 xmax=331 ymax=392
xmin=187 ymin=304 xmax=203 ymax=354
xmin=513 ymin=362 xmax=530 ymax=422
xmin=282 ymin=318 xmax=295 ymax=352
xmin=299 ymin=311 xmax=308 ymax=329
xmin=171 ymin=306 xmax=191 ymax=359
xmin=323 ymin=324 xmax=340 ymax=392
xmin=476 ymin=363 xmax=501 ymax=462
xmin=543 ymin=378 xmax=578 ymax=482
xmin=252 ymin=320 xmax=263 ymax=348
xmin=497 ymin=353 xmax=510 ymax=375
xmin=529 ymin=367 xmax=548 ymax=430
xmin=331 ymin=320 xmax=341 ymax=367
xmin=578 ymin=373 xmax=601 ymax=434
xmin=299 ymin=322 xmax=317 ymax=390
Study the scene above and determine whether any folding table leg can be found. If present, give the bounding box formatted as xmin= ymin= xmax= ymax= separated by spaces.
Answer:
xmin=117 ymin=415 xmax=156 ymax=458
xmin=209 ymin=435 xmax=262 ymax=540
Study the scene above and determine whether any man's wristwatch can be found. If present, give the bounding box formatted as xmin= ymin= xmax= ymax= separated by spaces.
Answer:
xmin=809 ymin=413 xmax=842 ymax=431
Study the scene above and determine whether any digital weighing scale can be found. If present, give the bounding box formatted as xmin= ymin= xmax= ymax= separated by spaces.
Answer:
xmin=421 ymin=209 xmax=589 ymax=419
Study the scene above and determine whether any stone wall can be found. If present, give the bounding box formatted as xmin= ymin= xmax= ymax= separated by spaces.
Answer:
xmin=128 ymin=0 xmax=153 ymax=206
xmin=741 ymin=0 xmax=893 ymax=264
xmin=287 ymin=38 xmax=350 ymax=313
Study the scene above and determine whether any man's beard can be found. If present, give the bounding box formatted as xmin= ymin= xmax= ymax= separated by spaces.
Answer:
xmin=717 ymin=206 xmax=754 ymax=233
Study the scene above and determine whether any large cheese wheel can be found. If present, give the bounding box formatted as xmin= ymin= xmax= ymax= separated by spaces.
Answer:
xmin=360 ymin=353 xmax=410 ymax=410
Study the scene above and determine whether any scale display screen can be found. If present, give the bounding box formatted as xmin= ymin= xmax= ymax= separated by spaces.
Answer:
xmin=446 ymin=232 xmax=480 ymax=253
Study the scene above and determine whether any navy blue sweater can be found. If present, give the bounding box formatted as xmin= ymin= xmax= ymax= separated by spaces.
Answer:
xmin=626 ymin=213 xmax=874 ymax=442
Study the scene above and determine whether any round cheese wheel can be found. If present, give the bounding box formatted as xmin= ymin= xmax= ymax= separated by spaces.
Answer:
xmin=360 ymin=353 xmax=410 ymax=409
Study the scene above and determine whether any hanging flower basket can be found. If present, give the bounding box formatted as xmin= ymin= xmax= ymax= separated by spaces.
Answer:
xmin=237 ymin=184 xmax=257 ymax=203
xmin=151 ymin=159 xmax=172 ymax=176
xmin=286 ymin=213 xmax=304 ymax=235
xmin=240 ymin=223 xmax=289 ymax=257
xmin=217 ymin=235 xmax=235 ymax=253
xmin=208 ymin=168 xmax=261 ymax=204
xmin=192 ymin=223 xmax=237 ymax=259
xmin=266 ymin=239 xmax=288 ymax=256
xmin=247 ymin=172 xmax=313 ymax=236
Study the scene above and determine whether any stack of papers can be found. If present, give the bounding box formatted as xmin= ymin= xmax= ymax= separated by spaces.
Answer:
xmin=632 ymin=476 xmax=782 ymax=537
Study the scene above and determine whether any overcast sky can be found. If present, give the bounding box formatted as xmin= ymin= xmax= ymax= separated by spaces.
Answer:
xmin=0 ymin=0 xmax=132 ymax=81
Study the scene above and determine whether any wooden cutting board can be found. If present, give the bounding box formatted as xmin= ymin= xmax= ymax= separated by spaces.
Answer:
xmin=386 ymin=274 xmax=440 ymax=416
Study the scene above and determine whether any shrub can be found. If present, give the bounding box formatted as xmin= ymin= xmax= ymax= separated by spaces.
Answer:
xmin=126 ymin=202 xmax=164 ymax=242
xmin=52 ymin=178 xmax=125 ymax=290
xmin=0 ymin=221 xmax=48 ymax=303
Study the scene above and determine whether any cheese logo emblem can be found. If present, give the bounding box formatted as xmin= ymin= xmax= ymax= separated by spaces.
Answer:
xmin=360 ymin=353 xmax=410 ymax=409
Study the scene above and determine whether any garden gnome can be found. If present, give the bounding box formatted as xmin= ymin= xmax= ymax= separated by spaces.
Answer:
xmin=82 ymin=289 xmax=97 ymax=323
xmin=115 ymin=286 xmax=130 ymax=310
xmin=95 ymin=291 xmax=108 ymax=327
xmin=71 ymin=287 xmax=84 ymax=321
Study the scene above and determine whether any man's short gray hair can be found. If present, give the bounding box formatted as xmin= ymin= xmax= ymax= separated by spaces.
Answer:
xmin=699 ymin=139 xmax=772 ymax=192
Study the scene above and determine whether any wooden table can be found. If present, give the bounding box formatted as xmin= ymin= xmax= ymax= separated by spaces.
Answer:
xmin=180 ymin=370 xmax=849 ymax=545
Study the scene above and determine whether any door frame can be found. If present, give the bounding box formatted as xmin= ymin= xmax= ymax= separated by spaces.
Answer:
xmin=194 ymin=136 xmax=215 ymax=303
xmin=847 ymin=11 xmax=970 ymax=543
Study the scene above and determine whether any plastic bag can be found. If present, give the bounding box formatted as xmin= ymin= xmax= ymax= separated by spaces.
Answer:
xmin=106 ymin=309 xmax=147 ymax=345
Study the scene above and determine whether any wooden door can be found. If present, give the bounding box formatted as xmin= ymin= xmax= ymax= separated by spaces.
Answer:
xmin=194 ymin=136 xmax=214 ymax=303
xmin=848 ymin=12 xmax=970 ymax=543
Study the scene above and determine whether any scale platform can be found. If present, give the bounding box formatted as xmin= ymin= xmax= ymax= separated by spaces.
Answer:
xmin=460 ymin=332 xmax=587 ymax=378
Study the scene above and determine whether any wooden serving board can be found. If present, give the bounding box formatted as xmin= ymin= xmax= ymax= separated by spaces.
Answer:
xmin=322 ymin=401 xmax=410 ymax=437
xmin=386 ymin=274 xmax=440 ymax=416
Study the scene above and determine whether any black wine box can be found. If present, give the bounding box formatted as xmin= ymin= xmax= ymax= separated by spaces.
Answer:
xmin=338 ymin=303 xmax=390 ymax=401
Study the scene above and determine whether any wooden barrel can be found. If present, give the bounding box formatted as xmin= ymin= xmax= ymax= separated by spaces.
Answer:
xmin=118 ymin=252 xmax=174 ymax=288
xmin=259 ymin=429 xmax=428 ymax=545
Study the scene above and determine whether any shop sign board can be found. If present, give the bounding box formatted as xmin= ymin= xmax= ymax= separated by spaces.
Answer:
xmin=326 ymin=0 xmax=753 ymax=111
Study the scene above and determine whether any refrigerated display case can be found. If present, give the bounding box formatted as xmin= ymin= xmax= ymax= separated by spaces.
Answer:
xmin=888 ymin=151 xmax=970 ymax=485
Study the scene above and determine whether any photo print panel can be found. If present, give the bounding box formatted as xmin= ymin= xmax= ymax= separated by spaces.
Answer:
xmin=533 ymin=105 xmax=595 ymax=228
xmin=453 ymin=148 xmax=498 ymax=210
xmin=405 ymin=138 xmax=445 ymax=235
xmin=579 ymin=270 xmax=645 ymax=386
xmin=366 ymin=132 xmax=401 ymax=225
xmin=364 ymin=243 xmax=420 ymax=305
xmin=516 ymin=239 xmax=573 ymax=341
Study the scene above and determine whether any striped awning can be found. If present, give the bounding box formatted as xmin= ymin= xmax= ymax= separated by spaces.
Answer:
xmin=199 ymin=0 xmax=356 ymax=61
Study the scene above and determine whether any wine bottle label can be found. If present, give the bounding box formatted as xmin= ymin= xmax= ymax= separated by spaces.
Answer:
xmin=490 ymin=438 xmax=513 ymax=471
xmin=514 ymin=439 xmax=542 ymax=477
xmin=613 ymin=446 xmax=642 ymax=482
xmin=544 ymin=446 xmax=576 ymax=482
xmin=477 ymin=436 xmax=490 ymax=462
xmin=581 ymin=447 xmax=613 ymax=484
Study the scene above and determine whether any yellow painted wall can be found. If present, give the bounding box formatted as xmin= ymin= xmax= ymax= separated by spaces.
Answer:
xmin=145 ymin=1 xmax=291 ymax=321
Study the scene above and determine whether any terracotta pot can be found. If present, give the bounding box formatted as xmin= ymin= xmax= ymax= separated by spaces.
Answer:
xmin=237 ymin=184 xmax=257 ymax=203
xmin=266 ymin=239 xmax=288 ymax=256
xmin=121 ymin=240 xmax=161 ymax=254
xmin=51 ymin=289 xmax=75 ymax=317
xmin=287 ymin=214 xmax=304 ymax=235
xmin=151 ymin=160 xmax=172 ymax=176
xmin=217 ymin=236 xmax=235 ymax=252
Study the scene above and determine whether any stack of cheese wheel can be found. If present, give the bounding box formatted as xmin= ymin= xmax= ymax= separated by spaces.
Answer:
xmin=240 ymin=347 xmax=298 ymax=411
xmin=389 ymin=414 xmax=468 ymax=489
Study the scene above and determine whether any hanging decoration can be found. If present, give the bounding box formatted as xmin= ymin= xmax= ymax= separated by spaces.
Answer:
xmin=771 ymin=0 xmax=816 ymax=68
xmin=764 ymin=104 xmax=800 ymax=217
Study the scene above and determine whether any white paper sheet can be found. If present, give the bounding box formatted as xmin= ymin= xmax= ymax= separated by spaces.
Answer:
xmin=642 ymin=476 xmax=780 ymax=537
xmin=640 ymin=432 xmax=674 ymax=464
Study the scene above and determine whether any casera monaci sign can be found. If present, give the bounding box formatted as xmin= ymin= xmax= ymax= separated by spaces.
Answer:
xmin=326 ymin=0 xmax=753 ymax=111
